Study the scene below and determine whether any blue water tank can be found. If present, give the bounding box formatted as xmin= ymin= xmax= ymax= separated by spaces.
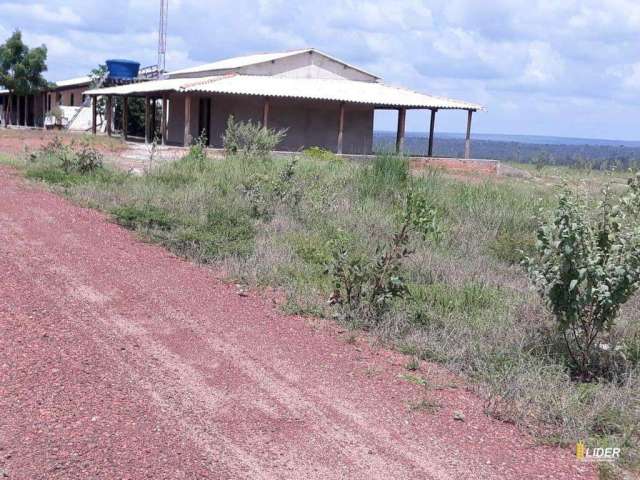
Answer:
xmin=106 ymin=59 xmax=140 ymax=80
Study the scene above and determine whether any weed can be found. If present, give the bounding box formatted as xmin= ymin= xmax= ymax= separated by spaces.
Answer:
xmin=407 ymin=397 xmax=441 ymax=413
xmin=405 ymin=357 xmax=420 ymax=371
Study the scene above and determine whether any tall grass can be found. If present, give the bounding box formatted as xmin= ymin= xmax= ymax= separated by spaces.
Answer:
xmin=7 ymin=144 xmax=639 ymax=474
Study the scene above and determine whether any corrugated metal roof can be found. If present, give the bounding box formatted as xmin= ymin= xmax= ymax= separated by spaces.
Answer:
xmin=168 ymin=49 xmax=310 ymax=76
xmin=84 ymin=77 xmax=202 ymax=96
xmin=84 ymin=74 xmax=482 ymax=110
xmin=167 ymin=48 xmax=380 ymax=80
xmin=54 ymin=76 xmax=92 ymax=88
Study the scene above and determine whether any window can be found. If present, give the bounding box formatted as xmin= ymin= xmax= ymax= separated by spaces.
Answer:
xmin=70 ymin=94 xmax=75 ymax=106
xmin=56 ymin=93 xmax=62 ymax=106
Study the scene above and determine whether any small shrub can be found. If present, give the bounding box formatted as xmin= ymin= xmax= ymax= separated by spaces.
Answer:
xmin=30 ymin=137 xmax=103 ymax=175
xmin=523 ymin=183 xmax=640 ymax=379
xmin=74 ymin=143 xmax=103 ymax=173
xmin=326 ymin=194 xmax=417 ymax=324
xmin=185 ymin=132 xmax=208 ymax=166
xmin=222 ymin=115 xmax=286 ymax=160
xmin=111 ymin=204 xmax=175 ymax=230
xmin=304 ymin=146 xmax=342 ymax=163
xmin=239 ymin=158 xmax=302 ymax=219
xmin=405 ymin=190 xmax=443 ymax=243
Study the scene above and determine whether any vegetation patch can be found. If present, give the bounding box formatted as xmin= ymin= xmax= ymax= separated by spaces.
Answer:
xmin=4 ymin=127 xmax=638 ymax=473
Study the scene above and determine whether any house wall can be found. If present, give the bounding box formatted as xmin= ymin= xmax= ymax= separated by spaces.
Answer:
xmin=166 ymin=92 xmax=374 ymax=154
xmin=50 ymin=86 xmax=88 ymax=108
xmin=0 ymin=93 xmax=46 ymax=126
xmin=239 ymin=52 xmax=377 ymax=82
xmin=170 ymin=51 xmax=378 ymax=83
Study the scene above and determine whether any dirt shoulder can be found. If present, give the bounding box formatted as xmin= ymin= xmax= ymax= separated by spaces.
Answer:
xmin=0 ymin=166 xmax=595 ymax=479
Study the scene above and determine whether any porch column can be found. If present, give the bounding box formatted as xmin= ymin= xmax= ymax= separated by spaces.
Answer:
xmin=91 ymin=95 xmax=97 ymax=135
xmin=6 ymin=95 xmax=11 ymax=127
xmin=464 ymin=109 xmax=474 ymax=159
xmin=144 ymin=95 xmax=150 ymax=144
xmin=263 ymin=97 xmax=270 ymax=128
xmin=151 ymin=97 xmax=157 ymax=139
xmin=395 ymin=107 xmax=406 ymax=154
xmin=122 ymin=96 xmax=129 ymax=141
xmin=183 ymin=95 xmax=192 ymax=146
xmin=161 ymin=95 xmax=168 ymax=145
xmin=106 ymin=95 xmax=113 ymax=137
xmin=337 ymin=102 xmax=345 ymax=155
xmin=428 ymin=108 xmax=437 ymax=157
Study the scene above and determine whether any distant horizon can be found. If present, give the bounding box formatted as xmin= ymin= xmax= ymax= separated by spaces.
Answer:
xmin=374 ymin=130 xmax=640 ymax=147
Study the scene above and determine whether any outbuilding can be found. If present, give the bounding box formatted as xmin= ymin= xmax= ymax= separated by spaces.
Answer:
xmin=85 ymin=48 xmax=483 ymax=157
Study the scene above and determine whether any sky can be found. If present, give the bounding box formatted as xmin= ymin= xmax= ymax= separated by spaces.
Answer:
xmin=1 ymin=0 xmax=639 ymax=140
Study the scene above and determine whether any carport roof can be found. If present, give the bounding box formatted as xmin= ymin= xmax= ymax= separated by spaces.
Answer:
xmin=84 ymin=74 xmax=483 ymax=110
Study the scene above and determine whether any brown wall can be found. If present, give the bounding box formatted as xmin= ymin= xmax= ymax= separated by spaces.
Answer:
xmin=166 ymin=93 xmax=374 ymax=154
xmin=49 ymin=86 xmax=88 ymax=109
xmin=0 ymin=93 xmax=46 ymax=126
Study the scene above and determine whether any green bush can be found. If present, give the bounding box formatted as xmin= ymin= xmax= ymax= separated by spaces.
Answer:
xmin=111 ymin=204 xmax=175 ymax=230
xmin=523 ymin=182 xmax=640 ymax=379
xmin=29 ymin=137 xmax=103 ymax=175
xmin=303 ymin=146 xmax=342 ymax=163
xmin=222 ymin=115 xmax=286 ymax=159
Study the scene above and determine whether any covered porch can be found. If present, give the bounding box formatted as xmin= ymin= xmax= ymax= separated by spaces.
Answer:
xmin=84 ymin=75 xmax=482 ymax=158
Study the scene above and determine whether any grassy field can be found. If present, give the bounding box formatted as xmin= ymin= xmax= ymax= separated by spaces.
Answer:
xmin=3 ymin=137 xmax=639 ymax=477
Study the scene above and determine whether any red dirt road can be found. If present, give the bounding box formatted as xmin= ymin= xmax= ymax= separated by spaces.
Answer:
xmin=0 ymin=167 xmax=595 ymax=479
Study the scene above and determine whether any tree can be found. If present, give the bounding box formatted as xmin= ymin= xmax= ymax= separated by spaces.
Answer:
xmin=0 ymin=30 xmax=48 ymax=126
xmin=523 ymin=175 xmax=640 ymax=379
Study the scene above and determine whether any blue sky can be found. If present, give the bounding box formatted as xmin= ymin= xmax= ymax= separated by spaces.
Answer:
xmin=1 ymin=0 xmax=639 ymax=140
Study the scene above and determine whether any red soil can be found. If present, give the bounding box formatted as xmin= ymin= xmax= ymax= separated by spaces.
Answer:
xmin=0 ymin=166 xmax=595 ymax=479
xmin=0 ymin=129 xmax=124 ymax=156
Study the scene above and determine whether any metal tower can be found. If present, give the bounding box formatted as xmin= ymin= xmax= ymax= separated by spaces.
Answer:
xmin=157 ymin=0 xmax=168 ymax=73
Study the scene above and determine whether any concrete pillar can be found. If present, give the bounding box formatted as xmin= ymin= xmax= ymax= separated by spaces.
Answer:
xmin=106 ymin=95 xmax=113 ymax=137
xmin=337 ymin=102 xmax=345 ymax=155
xmin=122 ymin=96 xmax=129 ymax=141
xmin=395 ymin=108 xmax=406 ymax=154
xmin=184 ymin=95 xmax=192 ymax=146
xmin=144 ymin=95 xmax=150 ymax=144
xmin=151 ymin=97 xmax=157 ymax=139
xmin=91 ymin=96 xmax=97 ymax=135
xmin=428 ymin=108 xmax=437 ymax=157
xmin=161 ymin=95 xmax=168 ymax=146
xmin=263 ymin=97 xmax=270 ymax=129
xmin=464 ymin=109 xmax=474 ymax=159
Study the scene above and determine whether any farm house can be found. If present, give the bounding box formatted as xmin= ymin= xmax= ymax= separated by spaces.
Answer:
xmin=84 ymin=48 xmax=483 ymax=157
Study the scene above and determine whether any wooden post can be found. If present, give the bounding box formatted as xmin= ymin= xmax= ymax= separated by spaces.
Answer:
xmin=263 ymin=97 xmax=270 ymax=128
xmin=395 ymin=107 xmax=406 ymax=154
xmin=122 ymin=96 xmax=129 ymax=141
xmin=161 ymin=95 xmax=168 ymax=146
xmin=337 ymin=102 xmax=345 ymax=154
xmin=151 ymin=97 xmax=157 ymax=140
xmin=144 ymin=95 xmax=150 ymax=144
xmin=464 ymin=109 xmax=474 ymax=159
xmin=106 ymin=95 xmax=113 ymax=137
xmin=183 ymin=95 xmax=192 ymax=146
xmin=91 ymin=96 xmax=97 ymax=135
xmin=428 ymin=108 xmax=437 ymax=157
